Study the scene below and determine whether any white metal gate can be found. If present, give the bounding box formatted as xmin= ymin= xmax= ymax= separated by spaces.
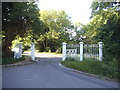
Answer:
xmin=62 ymin=42 xmax=103 ymax=61
xmin=66 ymin=44 xmax=80 ymax=60
xmin=83 ymin=44 xmax=99 ymax=60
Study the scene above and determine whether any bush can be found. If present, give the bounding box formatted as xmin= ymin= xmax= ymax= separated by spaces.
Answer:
xmin=61 ymin=58 xmax=119 ymax=81
xmin=65 ymin=57 xmax=76 ymax=61
xmin=2 ymin=51 xmax=14 ymax=58
xmin=101 ymin=59 xmax=119 ymax=80
xmin=61 ymin=59 xmax=102 ymax=74
xmin=103 ymin=44 xmax=120 ymax=62
xmin=56 ymin=47 xmax=62 ymax=54
xmin=2 ymin=55 xmax=25 ymax=65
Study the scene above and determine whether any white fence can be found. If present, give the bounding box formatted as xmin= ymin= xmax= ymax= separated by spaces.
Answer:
xmin=84 ymin=44 xmax=99 ymax=60
xmin=12 ymin=43 xmax=35 ymax=61
xmin=62 ymin=42 xmax=103 ymax=61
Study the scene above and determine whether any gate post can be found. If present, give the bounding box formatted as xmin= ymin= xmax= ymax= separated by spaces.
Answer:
xmin=79 ymin=42 xmax=83 ymax=61
xmin=98 ymin=42 xmax=103 ymax=62
xmin=31 ymin=43 xmax=35 ymax=61
xmin=62 ymin=42 xmax=67 ymax=61
xmin=18 ymin=43 xmax=22 ymax=58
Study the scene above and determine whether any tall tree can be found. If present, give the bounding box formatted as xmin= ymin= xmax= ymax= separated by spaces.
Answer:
xmin=90 ymin=1 xmax=120 ymax=18
xmin=2 ymin=2 xmax=43 ymax=57
xmin=83 ymin=1 xmax=120 ymax=61
xmin=36 ymin=10 xmax=72 ymax=52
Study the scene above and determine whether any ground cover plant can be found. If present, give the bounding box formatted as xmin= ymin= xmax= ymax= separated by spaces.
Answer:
xmin=61 ymin=57 xmax=120 ymax=81
xmin=2 ymin=55 xmax=25 ymax=65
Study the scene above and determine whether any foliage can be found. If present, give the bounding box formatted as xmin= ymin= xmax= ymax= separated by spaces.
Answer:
xmin=2 ymin=55 xmax=25 ymax=65
xmin=55 ymin=47 xmax=62 ymax=54
xmin=65 ymin=57 xmax=77 ymax=61
xmin=2 ymin=2 xmax=44 ymax=57
xmin=80 ymin=2 xmax=120 ymax=61
xmin=11 ymin=35 xmax=32 ymax=52
xmin=61 ymin=2 xmax=120 ymax=81
xmin=61 ymin=59 xmax=119 ymax=81
xmin=70 ymin=22 xmax=86 ymax=43
xmin=36 ymin=10 xmax=72 ymax=52
xmin=90 ymin=2 xmax=120 ymax=18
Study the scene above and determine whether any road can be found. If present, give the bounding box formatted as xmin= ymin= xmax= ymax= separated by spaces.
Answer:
xmin=2 ymin=53 xmax=118 ymax=88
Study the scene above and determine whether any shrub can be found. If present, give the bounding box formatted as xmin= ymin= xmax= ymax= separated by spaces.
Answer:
xmin=61 ymin=58 xmax=119 ymax=81
xmin=2 ymin=55 xmax=25 ymax=65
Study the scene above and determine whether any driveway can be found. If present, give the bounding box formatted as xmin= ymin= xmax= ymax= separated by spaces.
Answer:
xmin=2 ymin=53 xmax=119 ymax=88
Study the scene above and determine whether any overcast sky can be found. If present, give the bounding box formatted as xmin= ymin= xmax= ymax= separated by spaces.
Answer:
xmin=37 ymin=0 xmax=93 ymax=24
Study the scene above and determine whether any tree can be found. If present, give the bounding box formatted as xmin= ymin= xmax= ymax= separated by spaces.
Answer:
xmin=90 ymin=1 xmax=120 ymax=18
xmin=72 ymin=22 xmax=86 ymax=43
xmin=36 ymin=10 xmax=72 ymax=52
xmin=83 ymin=2 xmax=120 ymax=61
xmin=2 ymin=2 xmax=44 ymax=57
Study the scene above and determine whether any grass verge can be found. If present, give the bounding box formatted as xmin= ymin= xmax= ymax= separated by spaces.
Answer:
xmin=61 ymin=57 xmax=120 ymax=81
xmin=2 ymin=55 xmax=26 ymax=65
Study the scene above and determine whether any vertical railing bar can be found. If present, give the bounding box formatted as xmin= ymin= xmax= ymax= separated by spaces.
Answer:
xmin=97 ymin=44 xmax=99 ymax=60
xmin=87 ymin=44 xmax=88 ymax=59
xmin=90 ymin=44 xmax=91 ymax=59
xmin=92 ymin=44 xmax=94 ymax=58
xmin=95 ymin=44 xmax=97 ymax=60
xmin=93 ymin=44 xmax=94 ymax=59
xmin=84 ymin=45 xmax=85 ymax=59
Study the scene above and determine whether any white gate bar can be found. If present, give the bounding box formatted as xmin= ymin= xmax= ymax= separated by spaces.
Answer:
xmin=19 ymin=43 xmax=22 ymax=58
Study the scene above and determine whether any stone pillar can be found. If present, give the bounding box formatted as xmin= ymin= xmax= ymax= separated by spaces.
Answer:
xmin=79 ymin=42 xmax=84 ymax=61
xmin=19 ymin=43 xmax=22 ymax=58
xmin=31 ymin=43 xmax=35 ymax=61
xmin=98 ymin=42 xmax=103 ymax=62
xmin=62 ymin=42 xmax=67 ymax=61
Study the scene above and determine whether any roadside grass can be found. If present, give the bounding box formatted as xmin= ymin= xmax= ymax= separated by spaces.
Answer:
xmin=61 ymin=57 xmax=120 ymax=81
xmin=2 ymin=55 xmax=26 ymax=65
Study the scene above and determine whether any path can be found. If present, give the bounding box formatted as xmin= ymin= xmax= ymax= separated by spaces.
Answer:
xmin=2 ymin=53 xmax=118 ymax=88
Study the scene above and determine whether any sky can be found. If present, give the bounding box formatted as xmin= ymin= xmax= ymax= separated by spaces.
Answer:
xmin=37 ymin=0 xmax=93 ymax=24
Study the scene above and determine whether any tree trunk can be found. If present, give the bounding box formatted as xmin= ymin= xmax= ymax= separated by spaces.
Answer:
xmin=2 ymin=44 xmax=13 ymax=58
xmin=2 ymin=31 xmax=16 ymax=58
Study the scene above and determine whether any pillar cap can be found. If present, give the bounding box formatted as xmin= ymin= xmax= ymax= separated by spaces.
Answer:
xmin=79 ymin=42 xmax=84 ymax=44
xmin=98 ymin=42 xmax=102 ymax=44
xmin=62 ymin=42 xmax=67 ymax=45
xmin=31 ymin=43 xmax=35 ymax=45
xmin=18 ymin=43 xmax=22 ymax=45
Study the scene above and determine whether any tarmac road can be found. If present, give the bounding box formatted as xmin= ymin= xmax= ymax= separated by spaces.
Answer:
xmin=2 ymin=53 xmax=119 ymax=88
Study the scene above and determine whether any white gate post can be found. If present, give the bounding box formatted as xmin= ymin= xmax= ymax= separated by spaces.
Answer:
xmin=79 ymin=42 xmax=83 ymax=61
xmin=19 ymin=43 xmax=22 ymax=58
xmin=98 ymin=42 xmax=103 ymax=62
xmin=31 ymin=43 xmax=35 ymax=61
xmin=62 ymin=42 xmax=67 ymax=61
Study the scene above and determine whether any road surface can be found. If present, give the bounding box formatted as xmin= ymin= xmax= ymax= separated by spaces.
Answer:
xmin=2 ymin=53 xmax=119 ymax=88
